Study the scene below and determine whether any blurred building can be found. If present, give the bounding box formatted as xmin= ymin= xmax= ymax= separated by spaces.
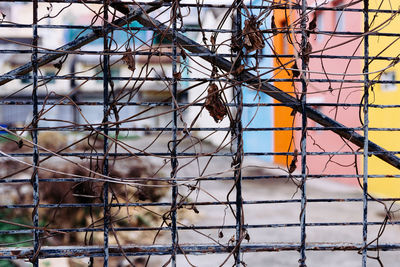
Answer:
xmin=237 ymin=0 xmax=364 ymax=177
xmin=184 ymin=0 xmax=275 ymax=156
xmin=240 ymin=0 xmax=363 ymax=175
xmin=241 ymin=0 xmax=275 ymax=162
xmin=367 ymin=0 xmax=400 ymax=198
xmin=295 ymin=0 xmax=362 ymax=178
xmin=0 ymin=2 xmax=180 ymax=131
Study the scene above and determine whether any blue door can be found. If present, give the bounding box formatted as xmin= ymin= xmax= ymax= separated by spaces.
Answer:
xmin=242 ymin=86 xmax=273 ymax=161
xmin=242 ymin=1 xmax=274 ymax=161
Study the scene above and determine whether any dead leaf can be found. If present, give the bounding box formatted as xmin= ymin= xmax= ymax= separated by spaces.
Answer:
xmin=243 ymin=16 xmax=265 ymax=53
xmin=173 ymin=72 xmax=181 ymax=79
xmin=181 ymin=49 xmax=187 ymax=60
xmin=303 ymin=42 xmax=312 ymax=66
xmin=292 ymin=61 xmax=300 ymax=78
xmin=271 ymin=15 xmax=278 ymax=35
xmin=210 ymin=35 xmax=216 ymax=46
xmin=192 ymin=205 xmax=199 ymax=214
xmin=53 ymin=61 xmax=62 ymax=70
xmin=18 ymin=139 xmax=23 ymax=149
xmin=231 ymin=36 xmax=241 ymax=53
xmin=308 ymin=14 xmax=317 ymax=35
xmin=289 ymin=149 xmax=298 ymax=174
xmin=204 ymin=83 xmax=227 ymax=123
xmin=235 ymin=64 xmax=245 ymax=75
xmin=244 ymin=232 xmax=250 ymax=242
xmin=218 ymin=231 xmax=224 ymax=238
xmin=121 ymin=48 xmax=135 ymax=72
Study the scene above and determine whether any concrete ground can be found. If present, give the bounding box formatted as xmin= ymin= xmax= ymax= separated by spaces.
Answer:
xmin=121 ymin=134 xmax=400 ymax=267
xmin=8 ymin=134 xmax=400 ymax=267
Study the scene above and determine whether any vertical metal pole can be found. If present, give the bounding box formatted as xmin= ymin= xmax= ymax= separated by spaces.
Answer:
xmin=299 ymin=0 xmax=308 ymax=266
xmin=32 ymin=0 xmax=40 ymax=266
xmin=234 ymin=1 xmax=243 ymax=266
xmin=362 ymin=0 xmax=369 ymax=266
xmin=170 ymin=1 xmax=179 ymax=265
xmin=70 ymin=56 xmax=79 ymax=124
xmin=102 ymin=2 xmax=110 ymax=266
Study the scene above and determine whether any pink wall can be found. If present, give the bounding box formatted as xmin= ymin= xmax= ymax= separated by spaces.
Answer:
xmin=295 ymin=0 xmax=362 ymax=182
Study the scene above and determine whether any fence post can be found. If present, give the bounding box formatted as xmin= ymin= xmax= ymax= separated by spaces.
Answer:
xmin=31 ymin=0 xmax=40 ymax=266
xmin=362 ymin=0 xmax=370 ymax=266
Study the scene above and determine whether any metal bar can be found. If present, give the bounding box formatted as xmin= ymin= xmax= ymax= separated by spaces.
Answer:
xmin=128 ymin=9 xmax=400 ymax=171
xmin=299 ymin=0 xmax=308 ymax=265
xmin=102 ymin=1 xmax=110 ymax=265
xmin=0 ymin=24 xmax=235 ymax=34
xmin=2 ymin=219 xmax=400 ymax=236
xmin=0 ymin=0 xmax=164 ymax=86
xmin=6 ymin=150 xmax=400 ymax=158
xmin=2 ymin=196 xmax=400 ymax=209
xmin=1 ymin=243 xmax=400 ymax=259
xmin=4 ymin=21 xmax=400 ymax=37
xmin=3 ymin=74 xmax=400 ymax=84
xmin=2 ymin=101 xmax=396 ymax=107
xmin=3 ymin=173 xmax=400 ymax=184
xmin=3 ymin=46 xmax=400 ymax=62
xmin=170 ymin=1 xmax=179 ymax=265
xmin=362 ymin=0 xmax=370 ymax=266
xmin=3 ymin=150 xmax=400 ymax=157
xmin=4 ymin=74 xmax=400 ymax=84
xmin=234 ymin=2 xmax=243 ymax=266
xmin=1 ymin=220 xmax=400 ymax=236
xmin=5 ymin=126 xmax=400 ymax=131
xmin=0 ymin=0 xmax=398 ymax=14
xmin=31 ymin=0 xmax=40 ymax=266
xmin=4 ymin=174 xmax=400 ymax=185
xmin=0 ymin=221 xmax=400 ymax=237
xmin=2 ymin=48 xmax=400 ymax=62
xmin=0 ymin=151 xmax=336 ymax=157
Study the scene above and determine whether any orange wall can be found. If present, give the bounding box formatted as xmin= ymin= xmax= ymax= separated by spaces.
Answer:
xmin=273 ymin=6 xmax=295 ymax=166
xmin=272 ymin=0 xmax=362 ymax=181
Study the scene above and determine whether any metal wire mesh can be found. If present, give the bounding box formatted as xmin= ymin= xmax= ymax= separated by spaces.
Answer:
xmin=0 ymin=0 xmax=400 ymax=266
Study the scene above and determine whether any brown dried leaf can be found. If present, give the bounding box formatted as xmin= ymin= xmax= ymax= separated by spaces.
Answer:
xmin=218 ymin=231 xmax=224 ymax=238
xmin=181 ymin=49 xmax=187 ymax=60
xmin=17 ymin=139 xmax=23 ymax=149
xmin=305 ymin=42 xmax=313 ymax=54
xmin=271 ymin=15 xmax=278 ymax=36
xmin=308 ymin=14 xmax=317 ymax=33
xmin=53 ymin=61 xmax=62 ymax=70
xmin=204 ymin=83 xmax=227 ymax=123
xmin=173 ymin=72 xmax=181 ymax=79
xmin=235 ymin=64 xmax=245 ymax=75
xmin=289 ymin=149 xmax=298 ymax=174
xmin=121 ymin=48 xmax=135 ymax=72
xmin=243 ymin=16 xmax=265 ymax=53
xmin=303 ymin=42 xmax=312 ymax=66
xmin=192 ymin=205 xmax=199 ymax=214
xmin=210 ymin=35 xmax=216 ymax=46
xmin=292 ymin=61 xmax=300 ymax=78
xmin=231 ymin=36 xmax=241 ymax=53
xmin=244 ymin=232 xmax=250 ymax=242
